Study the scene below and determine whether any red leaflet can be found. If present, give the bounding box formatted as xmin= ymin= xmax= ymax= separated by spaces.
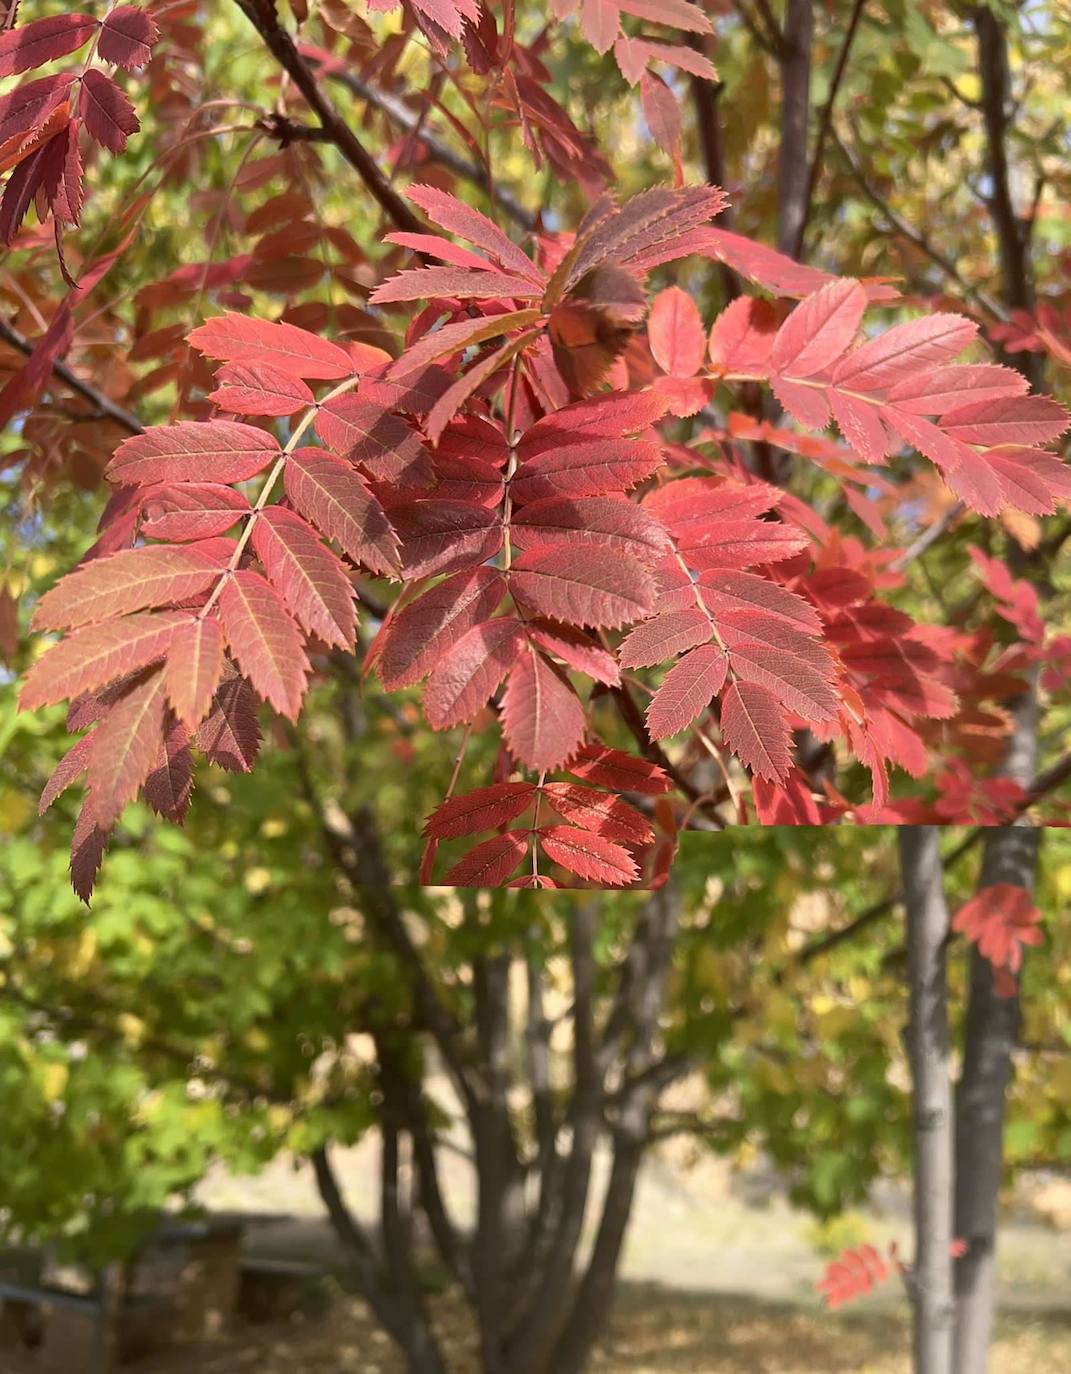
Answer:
xmin=80 ymin=68 xmax=139 ymax=154
xmin=566 ymin=186 xmax=727 ymax=284
xmin=699 ymin=571 xmax=822 ymax=632
xmin=770 ymin=279 xmax=866 ymax=378
xmin=527 ymin=622 xmax=620 ymax=686
xmin=195 ymin=671 xmax=261 ymax=772
xmin=98 ymin=7 xmax=162 ymax=70
xmin=383 ymin=230 xmax=500 ymax=270
xmin=21 ymin=611 xmax=189 ymax=710
xmin=251 ymin=506 xmax=357 ymax=650
xmin=31 ymin=547 xmax=220 ymax=631
xmin=393 ymin=500 xmax=503 ymax=579
xmin=646 ymin=643 xmax=727 ymax=739
xmin=108 ymin=420 xmax=279 ymax=486
xmin=423 ymin=617 xmax=525 ymax=728
xmin=509 ymin=546 xmax=655 ymax=628
xmin=86 ymin=665 xmax=168 ymax=825
xmin=164 ymin=617 xmax=225 ymax=729
xmin=70 ymin=800 xmax=108 ymax=903
xmin=423 ymin=783 xmax=536 ymax=839
xmin=377 ymin=567 xmax=506 ymax=690
xmin=720 ymin=615 xmax=839 ymax=722
xmin=405 ymin=183 xmax=543 ymax=281
xmin=538 ymin=826 xmax=638 ymax=886
xmin=39 ymin=119 xmax=82 ymax=225
xmin=217 ymin=571 xmax=310 ymax=720
xmin=542 ymin=782 xmax=654 ymax=845
xmin=140 ymin=483 xmax=251 ymax=541
xmin=648 ymin=286 xmax=705 ymax=377
xmin=707 ymin=295 xmax=779 ymax=373
xmin=519 ymin=391 xmax=668 ymax=455
xmin=0 ymin=15 xmax=99 ymax=79
xmin=389 ymin=309 xmax=544 ymax=377
xmin=315 ymin=397 xmax=433 ymax=486
xmin=39 ymin=734 xmax=94 ymax=814
xmin=566 ymin=743 xmax=671 ymax=794
xmin=511 ymin=439 xmax=665 ymax=502
xmin=719 ymin=679 xmax=792 ymax=781
xmin=188 ymin=313 xmax=354 ymax=380
xmin=444 ymin=831 xmax=530 ymax=886
xmin=886 ymin=363 xmax=1028 ymax=414
xmin=511 ymin=497 xmax=670 ymax=560
xmin=500 ymin=647 xmax=586 ymax=770
xmin=370 ymin=266 xmax=543 ymax=304
xmin=939 ymin=394 xmax=1069 ymax=447
xmin=831 ymin=314 xmax=978 ymax=391
xmin=208 ymin=362 xmax=314 ymax=416
xmin=680 ymin=520 xmax=809 ymax=571
xmin=618 ymin=606 xmax=712 ymax=668
xmin=143 ymin=718 xmax=193 ymax=825
xmin=284 ymin=447 xmax=400 ymax=577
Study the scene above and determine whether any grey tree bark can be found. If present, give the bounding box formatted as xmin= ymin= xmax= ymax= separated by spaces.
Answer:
xmin=899 ymin=827 xmax=955 ymax=1374
xmin=953 ymin=830 xmax=1039 ymax=1374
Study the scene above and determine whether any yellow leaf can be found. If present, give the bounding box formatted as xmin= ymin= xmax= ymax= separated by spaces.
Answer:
xmin=41 ymin=1062 xmax=69 ymax=1101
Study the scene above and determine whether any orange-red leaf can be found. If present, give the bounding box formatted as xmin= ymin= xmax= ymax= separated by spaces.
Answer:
xmin=31 ymin=547 xmax=220 ymax=631
xmin=217 ymin=571 xmax=310 ymax=720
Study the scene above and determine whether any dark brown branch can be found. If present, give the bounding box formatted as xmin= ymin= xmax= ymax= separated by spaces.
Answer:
xmin=776 ymin=0 xmax=814 ymax=256
xmin=233 ymin=0 xmax=425 ymax=237
xmin=318 ymin=66 xmax=535 ymax=232
xmin=0 ymin=317 xmax=143 ymax=436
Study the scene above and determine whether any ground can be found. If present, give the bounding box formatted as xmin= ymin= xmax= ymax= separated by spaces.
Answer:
xmin=133 ymin=1289 xmax=1071 ymax=1374
xmin=6 ymin=1140 xmax=1071 ymax=1372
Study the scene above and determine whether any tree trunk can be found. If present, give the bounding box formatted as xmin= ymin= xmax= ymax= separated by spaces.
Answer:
xmin=953 ymin=827 xmax=1039 ymax=1374
xmin=899 ymin=827 xmax=954 ymax=1374
xmin=776 ymin=0 xmax=814 ymax=256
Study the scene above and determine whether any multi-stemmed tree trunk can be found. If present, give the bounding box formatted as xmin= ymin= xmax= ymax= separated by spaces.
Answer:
xmin=300 ymin=741 xmax=684 ymax=1374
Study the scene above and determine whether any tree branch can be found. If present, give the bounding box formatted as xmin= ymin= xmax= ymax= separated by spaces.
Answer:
xmin=316 ymin=64 xmax=536 ymax=232
xmin=232 ymin=0 xmax=425 ymax=236
xmin=776 ymin=0 xmax=814 ymax=256
xmin=0 ymin=317 xmax=143 ymax=436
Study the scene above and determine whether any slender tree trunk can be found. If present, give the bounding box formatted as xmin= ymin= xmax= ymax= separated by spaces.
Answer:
xmin=899 ymin=827 xmax=954 ymax=1374
xmin=953 ymin=829 xmax=1038 ymax=1374
xmin=776 ymin=0 xmax=814 ymax=256
xmin=951 ymin=13 xmax=1045 ymax=1370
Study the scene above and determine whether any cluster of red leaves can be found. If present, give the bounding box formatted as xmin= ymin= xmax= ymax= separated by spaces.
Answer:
xmin=952 ymin=883 xmax=1044 ymax=997
xmin=0 ymin=5 xmax=158 ymax=277
xmin=816 ymin=1239 xmax=967 ymax=1310
xmin=19 ymin=171 xmax=1071 ymax=895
